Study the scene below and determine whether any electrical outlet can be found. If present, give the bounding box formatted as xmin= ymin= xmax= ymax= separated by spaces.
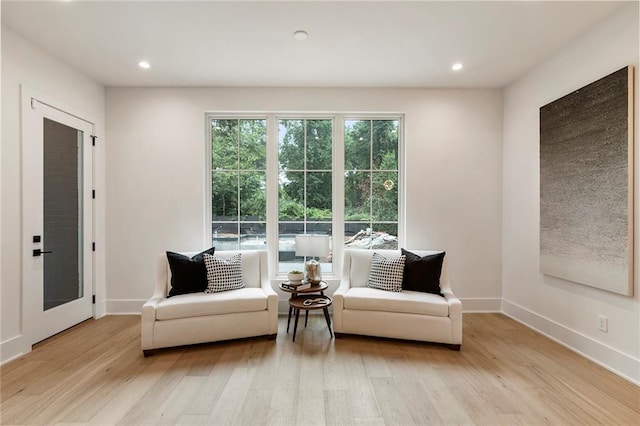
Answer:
xmin=598 ymin=315 xmax=608 ymax=332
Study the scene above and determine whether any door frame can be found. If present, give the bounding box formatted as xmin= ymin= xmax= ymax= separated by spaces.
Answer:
xmin=21 ymin=86 xmax=97 ymax=346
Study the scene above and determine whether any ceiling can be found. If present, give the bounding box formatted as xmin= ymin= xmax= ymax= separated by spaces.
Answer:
xmin=1 ymin=1 xmax=628 ymax=88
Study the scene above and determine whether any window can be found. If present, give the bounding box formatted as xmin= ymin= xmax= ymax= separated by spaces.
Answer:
xmin=211 ymin=118 xmax=267 ymax=250
xmin=278 ymin=119 xmax=333 ymax=273
xmin=207 ymin=114 xmax=403 ymax=277
xmin=344 ymin=119 xmax=400 ymax=250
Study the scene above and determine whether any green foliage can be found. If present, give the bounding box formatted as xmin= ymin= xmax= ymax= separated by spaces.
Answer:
xmin=345 ymin=211 xmax=370 ymax=221
xmin=372 ymin=171 xmax=398 ymax=221
xmin=306 ymin=207 xmax=332 ymax=220
xmin=344 ymin=171 xmax=371 ymax=221
xmin=279 ymin=195 xmax=304 ymax=220
xmin=279 ymin=120 xmax=333 ymax=221
xmin=212 ymin=119 xmax=266 ymax=220
xmin=212 ymin=117 xmax=399 ymax=232
xmin=212 ymin=171 xmax=237 ymax=218
xmin=344 ymin=120 xmax=399 ymax=224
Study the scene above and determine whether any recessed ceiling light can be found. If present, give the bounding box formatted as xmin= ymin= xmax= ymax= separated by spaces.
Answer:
xmin=452 ymin=63 xmax=463 ymax=71
xmin=138 ymin=61 xmax=151 ymax=69
xmin=293 ymin=30 xmax=308 ymax=41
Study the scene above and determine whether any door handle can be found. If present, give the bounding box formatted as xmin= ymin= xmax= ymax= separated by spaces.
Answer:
xmin=33 ymin=249 xmax=53 ymax=257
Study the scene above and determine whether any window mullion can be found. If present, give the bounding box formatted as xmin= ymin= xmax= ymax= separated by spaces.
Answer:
xmin=398 ymin=117 xmax=405 ymax=246
xmin=237 ymin=119 xmax=241 ymax=245
xmin=266 ymin=115 xmax=279 ymax=278
xmin=369 ymin=120 xmax=374 ymax=236
xmin=333 ymin=115 xmax=345 ymax=277
xmin=303 ymin=120 xmax=308 ymax=233
xmin=205 ymin=118 xmax=213 ymax=247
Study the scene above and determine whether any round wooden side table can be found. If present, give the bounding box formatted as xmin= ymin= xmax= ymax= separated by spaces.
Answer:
xmin=279 ymin=281 xmax=328 ymax=334
xmin=288 ymin=294 xmax=333 ymax=342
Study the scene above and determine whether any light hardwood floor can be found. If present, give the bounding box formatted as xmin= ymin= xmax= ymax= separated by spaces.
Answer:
xmin=1 ymin=314 xmax=638 ymax=425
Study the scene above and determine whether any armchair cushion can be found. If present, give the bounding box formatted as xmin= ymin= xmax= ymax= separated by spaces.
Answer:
xmin=166 ymin=247 xmax=215 ymax=297
xmin=401 ymin=249 xmax=445 ymax=295
xmin=343 ymin=287 xmax=449 ymax=316
xmin=156 ymin=288 xmax=268 ymax=320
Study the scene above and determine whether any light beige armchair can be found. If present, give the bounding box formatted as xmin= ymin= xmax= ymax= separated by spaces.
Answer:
xmin=141 ymin=250 xmax=278 ymax=356
xmin=333 ymin=249 xmax=462 ymax=349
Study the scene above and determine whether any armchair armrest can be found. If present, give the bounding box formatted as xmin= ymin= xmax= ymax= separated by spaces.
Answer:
xmin=333 ymin=253 xmax=354 ymax=332
xmin=141 ymin=296 xmax=162 ymax=350
xmin=333 ymin=278 xmax=351 ymax=298
xmin=258 ymin=251 xmax=278 ymax=334
xmin=261 ymin=277 xmax=278 ymax=308
xmin=441 ymin=288 xmax=462 ymax=344
xmin=141 ymin=254 xmax=170 ymax=350
xmin=262 ymin=278 xmax=278 ymax=333
xmin=333 ymin=258 xmax=352 ymax=305
xmin=442 ymin=290 xmax=462 ymax=315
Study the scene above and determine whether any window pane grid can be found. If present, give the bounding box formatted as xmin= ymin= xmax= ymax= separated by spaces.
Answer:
xmin=211 ymin=118 xmax=267 ymax=250
xmin=209 ymin=114 xmax=402 ymax=271
xmin=278 ymin=118 xmax=333 ymax=273
xmin=344 ymin=119 xmax=399 ymax=250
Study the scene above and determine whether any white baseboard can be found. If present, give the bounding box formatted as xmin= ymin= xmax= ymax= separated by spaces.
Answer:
xmin=502 ymin=299 xmax=640 ymax=385
xmin=460 ymin=297 xmax=502 ymax=312
xmin=278 ymin=299 xmax=289 ymax=314
xmin=106 ymin=299 xmax=145 ymax=314
xmin=0 ymin=334 xmax=30 ymax=365
xmin=94 ymin=300 xmax=107 ymax=318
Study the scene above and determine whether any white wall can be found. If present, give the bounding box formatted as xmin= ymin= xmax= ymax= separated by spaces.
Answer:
xmin=1 ymin=27 xmax=106 ymax=363
xmin=105 ymin=87 xmax=503 ymax=313
xmin=502 ymin=3 xmax=640 ymax=383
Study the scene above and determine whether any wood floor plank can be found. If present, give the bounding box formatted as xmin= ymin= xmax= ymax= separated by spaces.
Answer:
xmin=425 ymin=388 xmax=475 ymax=425
xmin=324 ymin=389 xmax=353 ymax=425
xmin=1 ymin=313 xmax=638 ymax=426
xmin=266 ymin=387 xmax=298 ymax=425
xmin=207 ymin=366 xmax=258 ymax=424
xmin=370 ymin=376 xmax=441 ymax=425
xmin=234 ymin=388 xmax=273 ymax=426
xmin=295 ymin=326 xmax=328 ymax=426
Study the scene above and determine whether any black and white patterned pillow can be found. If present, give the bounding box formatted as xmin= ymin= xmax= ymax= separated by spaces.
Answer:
xmin=368 ymin=252 xmax=406 ymax=292
xmin=204 ymin=253 xmax=245 ymax=293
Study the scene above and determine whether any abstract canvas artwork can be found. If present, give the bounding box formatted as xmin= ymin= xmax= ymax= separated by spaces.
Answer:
xmin=540 ymin=66 xmax=634 ymax=296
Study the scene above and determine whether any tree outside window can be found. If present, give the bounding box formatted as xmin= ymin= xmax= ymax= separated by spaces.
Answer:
xmin=211 ymin=118 xmax=267 ymax=250
xmin=344 ymin=119 xmax=399 ymax=250
xmin=208 ymin=114 xmax=402 ymax=275
xmin=278 ymin=119 xmax=333 ymax=272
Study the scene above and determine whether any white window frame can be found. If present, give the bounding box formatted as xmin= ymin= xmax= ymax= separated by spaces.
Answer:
xmin=205 ymin=113 xmax=269 ymax=252
xmin=205 ymin=112 xmax=405 ymax=281
xmin=275 ymin=114 xmax=335 ymax=275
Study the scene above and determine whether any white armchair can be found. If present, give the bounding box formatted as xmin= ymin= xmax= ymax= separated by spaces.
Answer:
xmin=141 ymin=250 xmax=278 ymax=356
xmin=333 ymin=249 xmax=462 ymax=349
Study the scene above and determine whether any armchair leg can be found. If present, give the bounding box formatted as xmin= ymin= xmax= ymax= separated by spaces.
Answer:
xmin=448 ymin=344 xmax=461 ymax=351
xmin=267 ymin=333 xmax=277 ymax=340
xmin=143 ymin=349 xmax=155 ymax=357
